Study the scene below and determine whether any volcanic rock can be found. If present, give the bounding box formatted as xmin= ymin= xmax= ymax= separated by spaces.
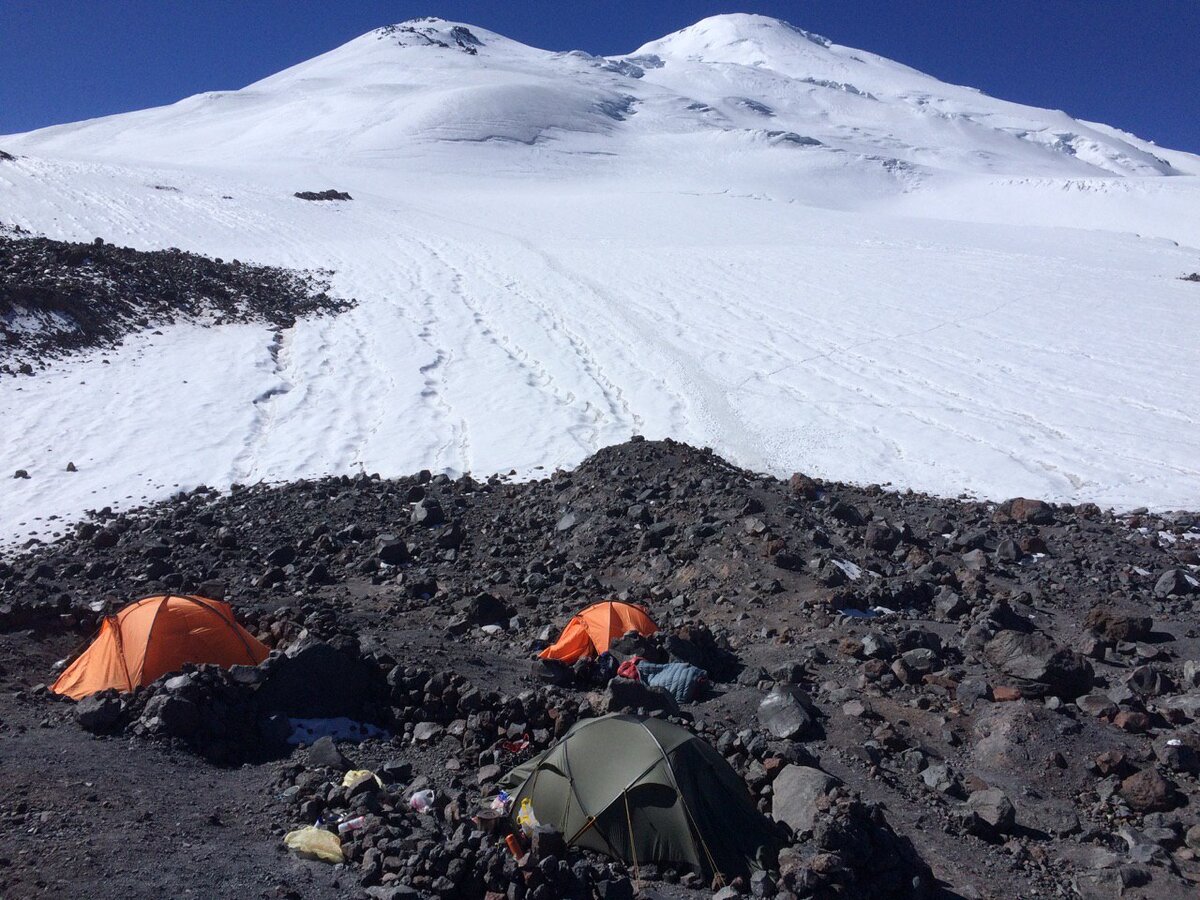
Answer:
xmin=984 ymin=629 xmax=1094 ymax=698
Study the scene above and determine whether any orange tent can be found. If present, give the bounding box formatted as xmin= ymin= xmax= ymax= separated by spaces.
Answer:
xmin=51 ymin=595 xmax=269 ymax=700
xmin=538 ymin=601 xmax=657 ymax=664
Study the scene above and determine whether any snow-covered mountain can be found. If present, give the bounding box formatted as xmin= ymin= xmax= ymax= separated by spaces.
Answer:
xmin=3 ymin=14 xmax=1200 ymax=539
xmin=10 ymin=15 xmax=1196 ymax=180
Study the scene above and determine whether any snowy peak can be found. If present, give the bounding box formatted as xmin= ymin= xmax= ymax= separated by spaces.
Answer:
xmin=373 ymin=18 xmax=486 ymax=54
xmin=634 ymin=14 xmax=832 ymax=67
xmin=3 ymin=12 xmax=1195 ymax=180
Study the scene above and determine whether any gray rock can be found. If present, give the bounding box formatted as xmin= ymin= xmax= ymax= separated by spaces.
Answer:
xmin=960 ymin=548 xmax=989 ymax=571
xmin=75 ymin=693 xmax=124 ymax=732
xmin=1117 ymin=826 xmax=1173 ymax=867
xmin=956 ymin=676 xmax=991 ymax=707
xmin=900 ymin=647 xmax=939 ymax=675
xmin=375 ymin=534 xmax=410 ymax=565
xmin=531 ymin=824 xmax=565 ymax=861
xmin=410 ymin=499 xmax=445 ymax=527
xmin=308 ymin=735 xmax=352 ymax=771
xmin=860 ymin=632 xmax=895 ymax=660
xmin=1183 ymin=660 xmax=1200 ymax=688
xmin=1153 ymin=733 xmax=1200 ymax=773
xmin=984 ymin=629 xmax=1094 ymax=698
xmin=758 ymin=685 xmax=815 ymax=740
xmin=1076 ymin=693 xmax=1118 ymax=718
xmin=965 ymin=788 xmax=1016 ymax=836
xmin=921 ymin=762 xmax=962 ymax=797
xmin=771 ymin=765 xmax=840 ymax=834
xmin=228 ymin=664 xmax=264 ymax=686
xmin=1155 ymin=568 xmax=1197 ymax=598
xmin=162 ymin=673 xmax=193 ymax=692
xmin=412 ymin=721 xmax=444 ymax=742
xmin=934 ymin=588 xmax=968 ymax=620
xmin=603 ymin=678 xmax=678 ymax=715
xmin=1126 ymin=664 xmax=1171 ymax=698
xmin=864 ymin=522 xmax=898 ymax=552
xmin=140 ymin=693 xmax=200 ymax=738
xmin=749 ymin=869 xmax=777 ymax=898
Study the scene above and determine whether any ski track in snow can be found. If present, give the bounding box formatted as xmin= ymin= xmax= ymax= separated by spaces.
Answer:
xmin=4 ymin=163 xmax=1200 ymax=544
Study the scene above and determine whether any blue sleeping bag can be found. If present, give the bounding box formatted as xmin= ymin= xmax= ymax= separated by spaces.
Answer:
xmin=635 ymin=660 xmax=707 ymax=702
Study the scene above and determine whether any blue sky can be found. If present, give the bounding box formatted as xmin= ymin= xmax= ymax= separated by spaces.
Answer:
xmin=2 ymin=0 xmax=1197 ymax=153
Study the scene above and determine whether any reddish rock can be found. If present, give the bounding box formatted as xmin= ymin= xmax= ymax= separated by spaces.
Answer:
xmin=992 ymin=685 xmax=1022 ymax=702
xmin=994 ymin=498 xmax=1055 ymax=525
xmin=1113 ymin=710 xmax=1150 ymax=733
xmin=1120 ymin=768 xmax=1178 ymax=813
xmin=1094 ymin=750 xmax=1131 ymax=777
xmin=788 ymin=472 xmax=820 ymax=499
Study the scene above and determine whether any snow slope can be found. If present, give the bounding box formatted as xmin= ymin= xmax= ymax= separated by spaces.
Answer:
xmin=3 ymin=14 xmax=1200 ymax=541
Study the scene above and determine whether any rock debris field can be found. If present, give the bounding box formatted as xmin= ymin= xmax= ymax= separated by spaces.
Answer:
xmin=2 ymin=439 xmax=1200 ymax=898
xmin=0 ymin=227 xmax=353 ymax=375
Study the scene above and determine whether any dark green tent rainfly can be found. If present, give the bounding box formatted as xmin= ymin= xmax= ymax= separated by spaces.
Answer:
xmin=501 ymin=714 xmax=780 ymax=882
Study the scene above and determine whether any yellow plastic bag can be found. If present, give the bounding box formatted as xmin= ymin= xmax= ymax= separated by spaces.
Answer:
xmin=284 ymin=826 xmax=344 ymax=864
xmin=341 ymin=769 xmax=383 ymax=789
xmin=516 ymin=798 xmax=540 ymax=835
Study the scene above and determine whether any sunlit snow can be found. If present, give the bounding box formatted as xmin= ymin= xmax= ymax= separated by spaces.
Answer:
xmin=3 ymin=14 xmax=1199 ymax=540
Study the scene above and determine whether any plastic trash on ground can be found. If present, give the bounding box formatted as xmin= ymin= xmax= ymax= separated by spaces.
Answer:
xmin=284 ymin=825 xmax=344 ymax=863
xmin=341 ymin=769 xmax=383 ymax=789
xmin=337 ymin=815 xmax=366 ymax=835
xmin=516 ymin=797 xmax=540 ymax=834
xmin=490 ymin=789 xmax=511 ymax=812
xmin=410 ymin=789 xmax=435 ymax=813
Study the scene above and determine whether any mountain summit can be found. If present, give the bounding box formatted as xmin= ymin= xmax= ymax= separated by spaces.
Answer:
xmin=5 ymin=14 xmax=1193 ymax=178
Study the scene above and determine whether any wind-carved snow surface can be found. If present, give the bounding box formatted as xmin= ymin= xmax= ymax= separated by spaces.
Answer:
xmin=3 ymin=13 xmax=1200 ymax=540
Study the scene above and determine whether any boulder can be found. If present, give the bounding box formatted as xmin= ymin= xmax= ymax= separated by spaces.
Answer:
xmin=1119 ymin=768 xmax=1178 ymax=813
xmin=1154 ymin=569 xmax=1197 ymax=598
xmin=75 ymin=693 xmax=125 ymax=733
xmin=411 ymin=500 xmax=445 ymax=527
xmin=993 ymin=498 xmax=1055 ymax=525
xmin=375 ymin=535 xmax=410 ymax=565
xmin=458 ymin=592 xmax=512 ymax=626
xmin=984 ymin=630 xmax=1094 ymax=698
xmin=788 ymin=473 xmax=819 ymax=500
xmin=308 ymin=735 xmax=352 ymax=771
xmin=412 ymin=721 xmax=444 ymax=742
xmin=1075 ymin=693 xmax=1117 ymax=718
xmin=1083 ymin=607 xmax=1152 ymax=643
xmin=771 ymin=765 xmax=840 ymax=834
xmin=759 ymin=685 xmax=816 ymax=740
xmin=602 ymin=679 xmax=678 ymax=716
xmin=964 ymin=788 xmax=1016 ymax=838
xmin=140 ymin=693 xmax=200 ymax=739
xmin=934 ymin=588 xmax=968 ymax=621
xmin=863 ymin=522 xmax=898 ymax=552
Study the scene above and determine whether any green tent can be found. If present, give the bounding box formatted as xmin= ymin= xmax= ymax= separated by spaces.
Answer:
xmin=501 ymin=714 xmax=780 ymax=881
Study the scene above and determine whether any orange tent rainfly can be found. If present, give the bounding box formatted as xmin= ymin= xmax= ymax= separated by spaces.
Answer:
xmin=538 ymin=600 xmax=657 ymax=664
xmin=51 ymin=594 xmax=269 ymax=700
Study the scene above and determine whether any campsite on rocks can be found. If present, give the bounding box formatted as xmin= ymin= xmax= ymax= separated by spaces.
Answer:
xmin=3 ymin=8 xmax=1200 ymax=900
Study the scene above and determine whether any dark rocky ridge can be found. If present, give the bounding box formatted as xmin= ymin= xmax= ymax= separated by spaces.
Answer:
xmin=2 ymin=438 xmax=1200 ymax=898
xmin=294 ymin=189 xmax=353 ymax=201
xmin=0 ymin=227 xmax=353 ymax=374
